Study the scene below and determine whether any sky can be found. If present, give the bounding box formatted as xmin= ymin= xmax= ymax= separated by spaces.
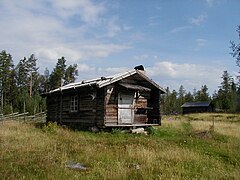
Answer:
xmin=0 ymin=0 xmax=239 ymax=95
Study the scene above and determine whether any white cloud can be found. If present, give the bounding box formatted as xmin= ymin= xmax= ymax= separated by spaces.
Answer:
xmin=37 ymin=47 xmax=84 ymax=62
xmin=104 ymin=67 xmax=130 ymax=74
xmin=206 ymin=0 xmax=216 ymax=6
xmin=148 ymin=16 xmax=160 ymax=26
xmin=146 ymin=61 xmax=218 ymax=79
xmin=51 ymin=60 xmax=223 ymax=94
xmin=51 ymin=0 xmax=106 ymax=24
xmin=75 ymin=66 xmax=131 ymax=81
xmin=81 ymin=44 xmax=130 ymax=58
xmin=123 ymin=24 xmax=132 ymax=31
xmin=78 ymin=64 xmax=95 ymax=72
xmin=129 ymin=32 xmax=146 ymax=41
xmin=104 ymin=17 xmax=122 ymax=38
xmin=133 ymin=54 xmax=160 ymax=61
xmin=196 ymin=38 xmax=208 ymax=46
xmin=0 ymin=0 xmax=130 ymax=71
xmin=133 ymin=54 xmax=150 ymax=60
xmin=190 ymin=14 xmax=207 ymax=26
xmin=79 ymin=61 xmax=223 ymax=94
xmin=146 ymin=61 xmax=223 ymax=93
xmin=170 ymin=26 xmax=192 ymax=33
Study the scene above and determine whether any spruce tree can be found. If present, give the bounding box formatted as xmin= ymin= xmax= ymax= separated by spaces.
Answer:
xmin=230 ymin=25 xmax=240 ymax=112
xmin=177 ymin=85 xmax=186 ymax=113
xmin=63 ymin=64 xmax=78 ymax=85
xmin=27 ymin=54 xmax=39 ymax=97
xmin=49 ymin=57 xmax=78 ymax=90
xmin=230 ymin=25 xmax=240 ymax=68
xmin=217 ymin=71 xmax=237 ymax=112
xmin=49 ymin=57 xmax=67 ymax=90
xmin=195 ymin=85 xmax=210 ymax=102
xmin=0 ymin=50 xmax=16 ymax=114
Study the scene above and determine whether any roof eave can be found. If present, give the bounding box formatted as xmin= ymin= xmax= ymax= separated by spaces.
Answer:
xmin=97 ymin=70 xmax=137 ymax=88
xmin=135 ymin=70 xmax=167 ymax=93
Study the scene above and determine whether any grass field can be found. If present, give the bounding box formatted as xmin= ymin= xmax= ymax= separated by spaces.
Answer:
xmin=0 ymin=113 xmax=240 ymax=179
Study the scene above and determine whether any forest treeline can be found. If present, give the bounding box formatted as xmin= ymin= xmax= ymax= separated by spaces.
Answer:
xmin=0 ymin=25 xmax=239 ymax=115
xmin=163 ymin=25 xmax=240 ymax=114
xmin=0 ymin=51 xmax=78 ymax=115
xmin=0 ymin=49 xmax=238 ymax=115
xmin=161 ymin=71 xmax=238 ymax=114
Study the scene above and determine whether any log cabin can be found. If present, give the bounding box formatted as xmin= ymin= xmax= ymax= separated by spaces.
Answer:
xmin=42 ymin=66 xmax=166 ymax=128
xmin=181 ymin=101 xmax=214 ymax=114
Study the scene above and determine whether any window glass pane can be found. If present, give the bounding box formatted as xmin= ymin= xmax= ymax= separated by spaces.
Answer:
xmin=70 ymin=95 xmax=78 ymax=112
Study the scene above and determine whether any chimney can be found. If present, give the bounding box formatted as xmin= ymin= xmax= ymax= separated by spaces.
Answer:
xmin=134 ymin=65 xmax=145 ymax=74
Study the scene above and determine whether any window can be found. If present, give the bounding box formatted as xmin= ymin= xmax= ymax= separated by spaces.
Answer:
xmin=70 ymin=95 xmax=78 ymax=112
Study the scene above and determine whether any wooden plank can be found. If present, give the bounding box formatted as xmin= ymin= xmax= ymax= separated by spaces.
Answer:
xmin=134 ymin=114 xmax=147 ymax=123
xmin=105 ymin=124 xmax=159 ymax=127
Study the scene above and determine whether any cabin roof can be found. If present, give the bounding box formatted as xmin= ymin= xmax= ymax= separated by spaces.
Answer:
xmin=181 ymin=101 xmax=212 ymax=108
xmin=47 ymin=69 xmax=166 ymax=94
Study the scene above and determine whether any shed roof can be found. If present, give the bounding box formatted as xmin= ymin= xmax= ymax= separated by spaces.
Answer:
xmin=181 ymin=102 xmax=212 ymax=108
xmin=47 ymin=69 xmax=166 ymax=94
xmin=119 ymin=83 xmax=151 ymax=92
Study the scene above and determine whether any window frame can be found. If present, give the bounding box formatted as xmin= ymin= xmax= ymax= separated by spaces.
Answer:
xmin=70 ymin=95 xmax=78 ymax=112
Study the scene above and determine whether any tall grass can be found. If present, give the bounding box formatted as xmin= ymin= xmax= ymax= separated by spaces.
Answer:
xmin=0 ymin=114 xmax=240 ymax=179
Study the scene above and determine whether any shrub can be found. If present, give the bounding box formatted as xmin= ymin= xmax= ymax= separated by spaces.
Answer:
xmin=42 ymin=121 xmax=59 ymax=134
xmin=181 ymin=121 xmax=193 ymax=136
xmin=145 ymin=126 xmax=155 ymax=135
xmin=112 ymin=128 xmax=123 ymax=134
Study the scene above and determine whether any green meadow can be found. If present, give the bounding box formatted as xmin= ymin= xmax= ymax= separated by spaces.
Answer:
xmin=0 ymin=113 xmax=240 ymax=179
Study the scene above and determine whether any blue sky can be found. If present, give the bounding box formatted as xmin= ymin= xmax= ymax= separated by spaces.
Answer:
xmin=0 ymin=0 xmax=239 ymax=94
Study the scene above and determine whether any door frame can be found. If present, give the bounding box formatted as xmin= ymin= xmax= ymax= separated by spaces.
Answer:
xmin=118 ymin=92 xmax=135 ymax=124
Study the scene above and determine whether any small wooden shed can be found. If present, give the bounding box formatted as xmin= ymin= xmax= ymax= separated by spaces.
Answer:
xmin=181 ymin=101 xmax=214 ymax=114
xmin=42 ymin=67 xmax=166 ymax=128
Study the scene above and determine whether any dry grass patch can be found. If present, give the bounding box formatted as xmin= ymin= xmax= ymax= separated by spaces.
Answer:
xmin=0 ymin=117 xmax=240 ymax=179
xmin=163 ymin=113 xmax=240 ymax=138
xmin=191 ymin=120 xmax=240 ymax=138
xmin=184 ymin=113 xmax=240 ymax=122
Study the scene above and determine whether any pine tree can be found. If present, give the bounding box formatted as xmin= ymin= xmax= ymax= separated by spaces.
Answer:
xmin=63 ymin=64 xmax=78 ymax=85
xmin=195 ymin=85 xmax=210 ymax=102
xmin=49 ymin=57 xmax=78 ymax=90
xmin=192 ymin=88 xmax=197 ymax=101
xmin=185 ymin=91 xmax=194 ymax=102
xmin=169 ymin=89 xmax=178 ymax=114
xmin=0 ymin=50 xmax=16 ymax=114
xmin=230 ymin=25 xmax=240 ymax=112
xmin=39 ymin=68 xmax=50 ymax=93
xmin=162 ymin=87 xmax=171 ymax=114
xmin=15 ymin=54 xmax=41 ymax=114
xmin=15 ymin=57 xmax=29 ymax=113
xmin=177 ymin=85 xmax=186 ymax=113
xmin=15 ymin=57 xmax=29 ymax=88
xmin=216 ymin=71 xmax=237 ymax=112
xmin=49 ymin=57 xmax=67 ymax=90
xmin=27 ymin=54 xmax=39 ymax=97
xmin=230 ymin=25 xmax=240 ymax=68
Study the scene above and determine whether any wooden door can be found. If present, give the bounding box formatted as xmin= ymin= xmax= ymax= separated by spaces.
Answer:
xmin=118 ymin=93 xmax=134 ymax=124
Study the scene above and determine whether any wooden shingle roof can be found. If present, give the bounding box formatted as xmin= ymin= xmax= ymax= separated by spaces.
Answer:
xmin=181 ymin=102 xmax=212 ymax=108
xmin=46 ymin=69 xmax=166 ymax=95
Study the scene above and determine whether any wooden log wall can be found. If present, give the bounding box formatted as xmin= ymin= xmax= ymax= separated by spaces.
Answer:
xmin=95 ymin=88 xmax=105 ymax=127
xmin=61 ymin=89 xmax=96 ymax=126
xmin=46 ymin=95 xmax=60 ymax=122
xmin=134 ymin=96 xmax=148 ymax=124
xmin=147 ymin=90 xmax=160 ymax=124
xmin=45 ymin=75 xmax=163 ymax=127
xmin=46 ymin=88 xmax=99 ymax=127
xmin=104 ymin=85 xmax=118 ymax=125
xmin=104 ymin=84 xmax=152 ymax=125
